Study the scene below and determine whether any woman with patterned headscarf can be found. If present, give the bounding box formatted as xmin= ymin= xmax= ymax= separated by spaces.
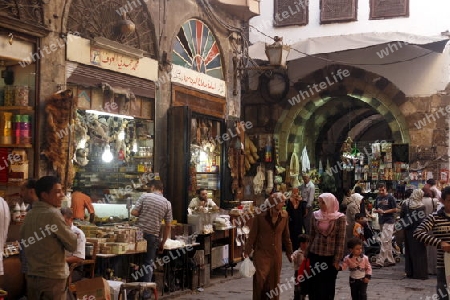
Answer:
xmin=306 ymin=193 xmax=346 ymax=300
xmin=400 ymin=189 xmax=428 ymax=279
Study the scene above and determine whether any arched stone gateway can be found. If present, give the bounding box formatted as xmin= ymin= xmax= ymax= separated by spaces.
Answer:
xmin=275 ymin=65 xmax=410 ymax=164
xmin=62 ymin=0 xmax=158 ymax=59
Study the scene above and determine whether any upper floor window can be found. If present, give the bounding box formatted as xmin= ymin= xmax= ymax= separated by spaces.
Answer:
xmin=320 ymin=0 xmax=358 ymax=24
xmin=172 ymin=19 xmax=224 ymax=80
xmin=274 ymin=0 xmax=309 ymax=27
xmin=370 ymin=0 xmax=409 ymax=19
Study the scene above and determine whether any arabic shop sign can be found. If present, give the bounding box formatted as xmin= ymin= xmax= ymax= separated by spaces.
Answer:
xmin=90 ymin=48 xmax=140 ymax=71
xmin=171 ymin=64 xmax=226 ymax=97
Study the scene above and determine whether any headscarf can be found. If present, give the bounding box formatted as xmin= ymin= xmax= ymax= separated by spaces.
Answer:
xmin=314 ymin=193 xmax=345 ymax=235
xmin=267 ymin=192 xmax=286 ymax=224
xmin=348 ymin=193 xmax=363 ymax=207
xmin=407 ymin=189 xmax=424 ymax=209
xmin=268 ymin=192 xmax=286 ymax=206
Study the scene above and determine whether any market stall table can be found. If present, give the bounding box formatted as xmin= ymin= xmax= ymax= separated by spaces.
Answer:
xmin=157 ymin=243 xmax=200 ymax=295
xmin=96 ymin=250 xmax=147 ymax=281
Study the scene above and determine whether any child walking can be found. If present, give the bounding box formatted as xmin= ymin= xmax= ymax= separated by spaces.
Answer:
xmin=291 ymin=234 xmax=310 ymax=300
xmin=353 ymin=213 xmax=368 ymax=242
xmin=341 ymin=237 xmax=372 ymax=300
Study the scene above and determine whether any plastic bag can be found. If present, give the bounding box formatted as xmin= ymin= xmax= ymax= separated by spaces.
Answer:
xmin=240 ymin=257 xmax=256 ymax=278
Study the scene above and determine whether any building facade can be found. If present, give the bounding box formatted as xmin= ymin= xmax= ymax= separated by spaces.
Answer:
xmin=245 ymin=0 xmax=450 ymax=193
xmin=0 ymin=0 xmax=260 ymax=218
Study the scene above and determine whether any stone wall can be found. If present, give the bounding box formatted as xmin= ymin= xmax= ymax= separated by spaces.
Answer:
xmin=34 ymin=0 xmax=244 ymax=182
xmin=242 ymin=65 xmax=450 ymax=178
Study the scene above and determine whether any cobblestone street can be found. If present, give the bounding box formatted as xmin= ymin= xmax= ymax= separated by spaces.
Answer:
xmin=163 ymin=254 xmax=437 ymax=300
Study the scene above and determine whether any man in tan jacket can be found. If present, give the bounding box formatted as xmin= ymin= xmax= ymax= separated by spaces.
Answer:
xmin=244 ymin=192 xmax=293 ymax=300
xmin=21 ymin=176 xmax=77 ymax=300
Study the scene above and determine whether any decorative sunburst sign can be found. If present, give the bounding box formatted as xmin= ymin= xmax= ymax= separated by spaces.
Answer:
xmin=172 ymin=19 xmax=223 ymax=80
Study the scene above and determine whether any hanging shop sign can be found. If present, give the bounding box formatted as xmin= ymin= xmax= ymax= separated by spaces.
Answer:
xmin=171 ymin=64 xmax=226 ymax=98
xmin=0 ymin=34 xmax=34 ymax=62
xmin=90 ymin=48 xmax=140 ymax=71
xmin=66 ymin=34 xmax=158 ymax=82
xmin=440 ymin=169 xmax=449 ymax=183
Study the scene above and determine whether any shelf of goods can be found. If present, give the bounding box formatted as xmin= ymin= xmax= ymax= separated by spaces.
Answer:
xmin=229 ymin=210 xmax=254 ymax=264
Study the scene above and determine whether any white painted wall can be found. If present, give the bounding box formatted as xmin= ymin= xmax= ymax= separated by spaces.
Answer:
xmin=248 ymin=0 xmax=450 ymax=96
xmin=250 ymin=0 xmax=450 ymax=45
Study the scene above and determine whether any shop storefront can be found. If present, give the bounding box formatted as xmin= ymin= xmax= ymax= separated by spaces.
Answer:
xmin=64 ymin=33 xmax=158 ymax=218
xmin=0 ymin=3 xmax=50 ymax=294
xmin=0 ymin=31 xmax=39 ymax=195
xmin=167 ymin=19 xmax=229 ymax=223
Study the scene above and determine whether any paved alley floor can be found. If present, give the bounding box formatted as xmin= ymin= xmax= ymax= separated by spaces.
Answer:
xmin=162 ymin=254 xmax=438 ymax=300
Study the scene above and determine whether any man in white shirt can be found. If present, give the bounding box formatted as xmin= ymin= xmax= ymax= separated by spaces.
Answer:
xmin=300 ymin=174 xmax=315 ymax=234
xmin=188 ymin=188 xmax=218 ymax=210
xmin=427 ymin=179 xmax=442 ymax=200
xmin=61 ymin=207 xmax=86 ymax=282
xmin=0 ymin=197 xmax=10 ymax=277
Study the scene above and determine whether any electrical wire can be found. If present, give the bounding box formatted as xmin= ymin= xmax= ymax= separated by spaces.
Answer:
xmin=249 ymin=24 xmax=436 ymax=66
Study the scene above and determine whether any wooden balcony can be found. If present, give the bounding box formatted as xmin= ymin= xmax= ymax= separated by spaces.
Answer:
xmin=212 ymin=0 xmax=260 ymax=20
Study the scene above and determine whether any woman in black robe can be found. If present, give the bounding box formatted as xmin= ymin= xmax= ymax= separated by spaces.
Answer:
xmin=286 ymin=187 xmax=305 ymax=250
xmin=400 ymin=189 xmax=428 ymax=279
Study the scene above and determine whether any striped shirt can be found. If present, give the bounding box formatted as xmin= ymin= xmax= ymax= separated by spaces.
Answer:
xmin=134 ymin=192 xmax=173 ymax=236
xmin=413 ymin=208 xmax=450 ymax=269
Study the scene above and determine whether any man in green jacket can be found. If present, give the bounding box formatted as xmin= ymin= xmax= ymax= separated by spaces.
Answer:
xmin=20 ymin=176 xmax=77 ymax=299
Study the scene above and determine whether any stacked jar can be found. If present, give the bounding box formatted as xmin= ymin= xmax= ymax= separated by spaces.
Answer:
xmin=14 ymin=86 xmax=29 ymax=106
xmin=0 ymin=112 xmax=12 ymax=144
xmin=13 ymin=115 xmax=31 ymax=144
xmin=4 ymin=86 xmax=14 ymax=106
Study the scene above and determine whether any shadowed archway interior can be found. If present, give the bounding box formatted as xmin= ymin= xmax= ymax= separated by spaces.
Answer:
xmin=275 ymin=65 xmax=410 ymax=169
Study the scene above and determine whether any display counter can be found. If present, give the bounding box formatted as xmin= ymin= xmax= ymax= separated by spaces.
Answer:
xmin=0 ymin=254 xmax=24 ymax=299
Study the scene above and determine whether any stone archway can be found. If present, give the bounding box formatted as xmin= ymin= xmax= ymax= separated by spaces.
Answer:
xmin=275 ymin=65 xmax=410 ymax=164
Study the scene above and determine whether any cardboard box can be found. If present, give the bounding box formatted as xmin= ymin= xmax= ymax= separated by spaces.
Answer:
xmin=107 ymin=280 xmax=122 ymax=300
xmin=75 ymin=277 xmax=111 ymax=300
xmin=135 ymin=240 xmax=147 ymax=252
xmin=125 ymin=242 xmax=135 ymax=252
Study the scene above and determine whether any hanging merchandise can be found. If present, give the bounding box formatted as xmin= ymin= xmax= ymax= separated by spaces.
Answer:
xmin=253 ymin=165 xmax=265 ymax=194
xmin=266 ymin=170 xmax=274 ymax=194
xmin=244 ymin=136 xmax=259 ymax=171
xmin=371 ymin=143 xmax=381 ymax=159
xmin=301 ymin=146 xmax=310 ymax=173
xmin=289 ymin=151 xmax=300 ymax=188
xmin=326 ymin=159 xmax=331 ymax=174
xmin=265 ymin=136 xmax=272 ymax=162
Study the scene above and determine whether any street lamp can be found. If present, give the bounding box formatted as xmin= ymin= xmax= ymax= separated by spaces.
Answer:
xmin=264 ymin=36 xmax=290 ymax=68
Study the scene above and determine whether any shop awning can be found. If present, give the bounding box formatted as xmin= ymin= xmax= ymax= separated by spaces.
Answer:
xmin=66 ymin=62 xmax=155 ymax=98
xmin=249 ymin=32 xmax=450 ymax=61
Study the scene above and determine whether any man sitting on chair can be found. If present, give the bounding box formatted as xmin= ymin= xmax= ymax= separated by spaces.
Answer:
xmin=188 ymin=188 xmax=218 ymax=211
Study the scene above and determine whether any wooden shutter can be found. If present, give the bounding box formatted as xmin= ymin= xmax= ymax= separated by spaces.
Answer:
xmin=370 ymin=0 xmax=409 ymax=19
xmin=320 ymin=0 xmax=358 ymax=24
xmin=274 ymin=0 xmax=308 ymax=27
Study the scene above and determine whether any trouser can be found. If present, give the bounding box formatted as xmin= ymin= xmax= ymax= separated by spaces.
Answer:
xmin=27 ymin=275 xmax=67 ymax=300
xmin=350 ymin=277 xmax=368 ymax=300
xmin=375 ymin=223 xmax=395 ymax=265
xmin=304 ymin=209 xmax=313 ymax=234
xmin=294 ymin=270 xmax=307 ymax=300
xmin=436 ymin=268 xmax=449 ymax=300
xmin=142 ymin=233 xmax=160 ymax=283
xmin=307 ymin=253 xmax=338 ymax=300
